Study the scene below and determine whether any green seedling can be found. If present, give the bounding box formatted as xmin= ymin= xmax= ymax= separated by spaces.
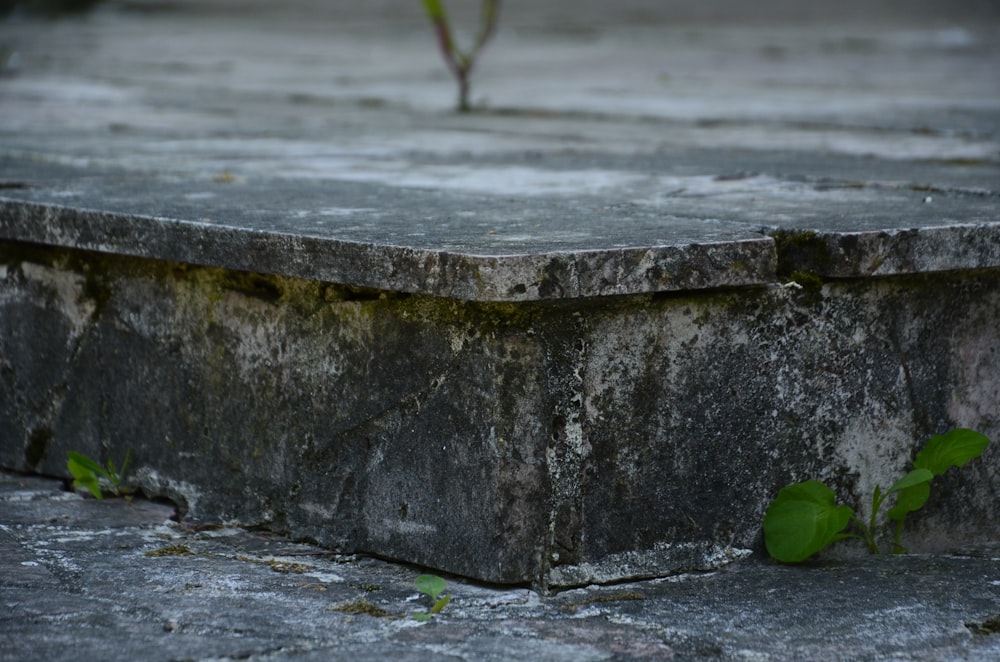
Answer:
xmin=412 ymin=574 xmax=451 ymax=622
xmin=67 ymin=449 xmax=131 ymax=499
xmin=421 ymin=0 xmax=500 ymax=111
xmin=764 ymin=428 xmax=990 ymax=562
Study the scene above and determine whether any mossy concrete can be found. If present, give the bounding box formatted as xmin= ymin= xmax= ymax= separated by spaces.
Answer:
xmin=2 ymin=240 xmax=998 ymax=586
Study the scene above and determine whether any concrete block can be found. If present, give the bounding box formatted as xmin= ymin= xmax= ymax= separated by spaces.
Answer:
xmin=2 ymin=239 xmax=998 ymax=586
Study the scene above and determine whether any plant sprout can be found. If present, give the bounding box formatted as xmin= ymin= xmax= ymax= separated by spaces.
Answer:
xmin=412 ymin=574 xmax=451 ymax=621
xmin=67 ymin=449 xmax=131 ymax=499
xmin=763 ymin=428 xmax=990 ymax=562
xmin=421 ymin=0 xmax=500 ymax=112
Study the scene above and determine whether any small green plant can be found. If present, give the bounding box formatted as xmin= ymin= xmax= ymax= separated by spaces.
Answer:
xmin=67 ymin=449 xmax=131 ymax=499
xmin=412 ymin=574 xmax=451 ymax=622
xmin=764 ymin=428 xmax=990 ymax=562
xmin=421 ymin=0 xmax=500 ymax=112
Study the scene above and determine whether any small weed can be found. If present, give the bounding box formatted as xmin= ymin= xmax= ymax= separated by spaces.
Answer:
xmin=421 ymin=0 xmax=500 ymax=111
xmin=412 ymin=574 xmax=451 ymax=622
xmin=67 ymin=449 xmax=131 ymax=499
xmin=764 ymin=428 xmax=991 ymax=562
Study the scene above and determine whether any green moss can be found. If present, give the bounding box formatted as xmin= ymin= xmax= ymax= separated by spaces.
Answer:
xmin=389 ymin=293 xmax=549 ymax=343
xmin=265 ymin=559 xmax=311 ymax=574
xmin=788 ymin=270 xmax=824 ymax=291
xmin=931 ymin=158 xmax=987 ymax=167
xmin=145 ymin=544 xmax=195 ymax=557
xmin=235 ymin=555 xmax=312 ymax=574
xmin=771 ymin=229 xmax=834 ymax=280
xmin=329 ymin=599 xmax=390 ymax=617
xmin=967 ymin=614 xmax=1000 ymax=635
xmin=218 ymin=271 xmax=284 ymax=302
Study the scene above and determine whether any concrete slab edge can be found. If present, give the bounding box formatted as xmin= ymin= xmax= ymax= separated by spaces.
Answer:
xmin=4 ymin=198 xmax=1000 ymax=301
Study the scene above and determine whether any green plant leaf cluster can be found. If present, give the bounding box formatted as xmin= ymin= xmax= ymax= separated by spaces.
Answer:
xmin=763 ymin=428 xmax=990 ymax=562
xmin=67 ymin=450 xmax=130 ymax=499
xmin=412 ymin=574 xmax=452 ymax=622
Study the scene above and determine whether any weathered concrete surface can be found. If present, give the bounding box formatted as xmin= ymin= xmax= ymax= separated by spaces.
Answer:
xmin=0 ymin=1 xmax=998 ymax=301
xmin=2 ymin=240 xmax=998 ymax=586
xmin=1 ymin=1 xmax=999 ymax=586
xmin=4 ymin=470 xmax=1000 ymax=662
xmin=573 ymin=272 xmax=1000 ymax=582
xmin=2 ymin=157 xmax=1000 ymax=301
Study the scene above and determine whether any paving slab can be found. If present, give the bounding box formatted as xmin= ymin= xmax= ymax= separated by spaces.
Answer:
xmin=1 ymin=0 xmax=999 ymax=587
xmin=1 ymin=1 xmax=999 ymax=299
xmin=2 ymin=154 xmax=999 ymax=301
xmin=4 ymin=470 xmax=1000 ymax=662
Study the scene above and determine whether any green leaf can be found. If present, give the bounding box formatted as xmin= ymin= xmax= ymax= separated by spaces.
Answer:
xmin=68 ymin=458 xmax=103 ymax=499
xmin=67 ymin=456 xmax=94 ymax=481
xmin=421 ymin=0 xmax=446 ymax=20
xmin=67 ymin=451 xmax=109 ymax=480
xmin=885 ymin=468 xmax=934 ymax=523
xmin=431 ymin=594 xmax=451 ymax=614
xmin=763 ymin=480 xmax=854 ymax=563
xmin=887 ymin=480 xmax=932 ymax=522
xmin=412 ymin=611 xmax=433 ymax=622
xmin=104 ymin=449 xmax=130 ymax=490
xmin=887 ymin=468 xmax=934 ymax=494
xmin=913 ymin=428 xmax=990 ymax=476
xmin=73 ymin=476 xmax=103 ymax=499
xmin=414 ymin=574 xmax=447 ymax=600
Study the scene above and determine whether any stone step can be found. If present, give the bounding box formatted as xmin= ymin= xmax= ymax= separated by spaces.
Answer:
xmin=1 ymin=0 xmax=998 ymax=588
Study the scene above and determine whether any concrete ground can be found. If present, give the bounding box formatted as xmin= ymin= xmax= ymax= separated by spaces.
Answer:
xmin=2 ymin=0 xmax=1000 ymax=658
xmin=3 ymin=469 xmax=1000 ymax=661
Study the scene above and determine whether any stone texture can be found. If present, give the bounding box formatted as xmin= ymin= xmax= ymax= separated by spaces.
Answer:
xmin=2 ymin=160 xmax=1000 ymax=300
xmin=4 ymin=470 xmax=1000 ymax=662
xmin=575 ymin=272 xmax=1000 ymax=579
xmin=0 ymin=0 xmax=999 ymax=586
xmin=1 ymin=241 xmax=998 ymax=585
xmin=0 ymin=168 xmax=779 ymax=302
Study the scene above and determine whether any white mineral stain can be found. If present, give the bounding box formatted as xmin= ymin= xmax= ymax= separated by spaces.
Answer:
xmin=299 ymin=502 xmax=337 ymax=520
xmin=133 ymin=467 xmax=203 ymax=515
xmin=317 ymin=207 xmax=378 ymax=216
xmin=303 ymin=571 xmax=345 ymax=584
xmin=19 ymin=262 xmax=95 ymax=335
xmin=386 ymin=520 xmax=437 ymax=535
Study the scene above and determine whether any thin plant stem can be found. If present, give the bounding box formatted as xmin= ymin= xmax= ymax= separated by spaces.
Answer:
xmin=850 ymin=514 xmax=880 ymax=554
xmin=422 ymin=0 xmax=500 ymax=111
